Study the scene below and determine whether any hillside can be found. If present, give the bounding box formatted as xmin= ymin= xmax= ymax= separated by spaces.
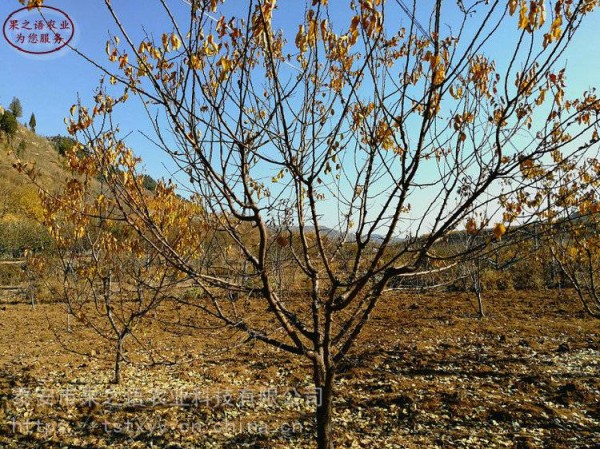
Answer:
xmin=0 ymin=118 xmax=71 ymax=258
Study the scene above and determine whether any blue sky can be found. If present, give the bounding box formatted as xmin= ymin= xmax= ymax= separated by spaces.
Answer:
xmin=1 ymin=0 xmax=599 ymax=186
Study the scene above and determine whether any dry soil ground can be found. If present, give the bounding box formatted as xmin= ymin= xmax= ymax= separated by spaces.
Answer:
xmin=0 ymin=290 xmax=598 ymax=448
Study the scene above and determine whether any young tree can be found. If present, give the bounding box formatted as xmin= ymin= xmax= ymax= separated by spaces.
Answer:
xmin=28 ymin=113 xmax=36 ymax=133
xmin=39 ymin=0 xmax=600 ymax=446
xmin=456 ymin=231 xmax=486 ymax=318
xmin=8 ymin=97 xmax=23 ymax=119
xmin=30 ymin=150 xmax=203 ymax=383
xmin=548 ymin=218 xmax=600 ymax=317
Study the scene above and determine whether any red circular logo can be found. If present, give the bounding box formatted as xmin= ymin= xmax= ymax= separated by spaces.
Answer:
xmin=3 ymin=6 xmax=75 ymax=55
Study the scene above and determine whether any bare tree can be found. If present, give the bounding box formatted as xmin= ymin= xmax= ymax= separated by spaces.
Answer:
xmin=541 ymin=156 xmax=600 ymax=317
xmin=32 ymin=170 xmax=197 ymax=383
xmin=36 ymin=0 xmax=600 ymax=446
xmin=455 ymin=231 xmax=486 ymax=318
xmin=549 ymin=232 xmax=600 ymax=318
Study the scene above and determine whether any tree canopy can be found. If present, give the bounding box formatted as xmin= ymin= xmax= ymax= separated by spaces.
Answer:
xmin=1 ymin=111 xmax=18 ymax=141
xmin=29 ymin=113 xmax=36 ymax=133
xmin=8 ymin=97 xmax=22 ymax=119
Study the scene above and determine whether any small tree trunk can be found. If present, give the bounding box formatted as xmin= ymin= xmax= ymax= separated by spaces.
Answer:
xmin=475 ymin=258 xmax=484 ymax=318
xmin=476 ymin=289 xmax=484 ymax=318
xmin=113 ymin=337 xmax=124 ymax=384
xmin=314 ymin=362 xmax=335 ymax=449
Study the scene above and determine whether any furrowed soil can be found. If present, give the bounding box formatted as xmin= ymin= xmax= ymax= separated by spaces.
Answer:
xmin=0 ymin=290 xmax=598 ymax=448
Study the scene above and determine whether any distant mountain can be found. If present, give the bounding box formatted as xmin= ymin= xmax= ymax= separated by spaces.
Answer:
xmin=282 ymin=225 xmax=403 ymax=244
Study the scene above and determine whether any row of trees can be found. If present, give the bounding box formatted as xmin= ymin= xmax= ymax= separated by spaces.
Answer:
xmin=18 ymin=0 xmax=600 ymax=448
xmin=395 ymin=220 xmax=600 ymax=318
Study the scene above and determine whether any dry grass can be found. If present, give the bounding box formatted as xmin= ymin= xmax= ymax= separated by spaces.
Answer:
xmin=1 ymin=125 xmax=68 ymax=189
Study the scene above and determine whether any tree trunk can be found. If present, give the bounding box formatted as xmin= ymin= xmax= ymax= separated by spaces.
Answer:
xmin=475 ymin=258 xmax=484 ymax=318
xmin=113 ymin=337 xmax=123 ymax=384
xmin=315 ymin=363 xmax=335 ymax=449
xmin=476 ymin=289 xmax=484 ymax=318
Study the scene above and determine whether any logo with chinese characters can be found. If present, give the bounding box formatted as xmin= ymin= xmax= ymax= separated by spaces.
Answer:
xmin=3 ymin=6 xmax=74 ymax=55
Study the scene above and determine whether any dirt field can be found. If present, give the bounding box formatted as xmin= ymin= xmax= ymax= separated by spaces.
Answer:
xmin=0 ymin=289 xmax=598 ymax=448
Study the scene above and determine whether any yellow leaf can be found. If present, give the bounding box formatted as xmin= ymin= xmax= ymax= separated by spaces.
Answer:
xmin=295 ymin=25 xmax=307 ymax=52
xmin=118 ymin=54 xmax=129 ymax=69
xmin=170 ymin=34 xmax=182 ymax=51
xmin=349 ymin=15 xmax=360 ymax=45
xmin=218 ymin=56 xmax=232 ymax=81
xmin=550 ymin=16 xmax=562 ymax=40
xmin=493 ymin=223 xmax=506 ymax=240
xmin=204 ymin=35 xmax=219 ymax=56
xmin=518 ymin=1 xmax=528 ymax=29
xmin=535 ymin=89 xmax=546 ymax=105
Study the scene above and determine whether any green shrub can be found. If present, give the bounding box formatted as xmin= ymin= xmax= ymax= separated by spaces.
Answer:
xmin=9 ymin=97 xmax=23 ymax=118
xmin=48 ymin=135 xmax=77 ymax=156
xmin=0 ymin=112 xmax=18 ymax=142
xmin=142 ymin=174 xmax=158 ymax=192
